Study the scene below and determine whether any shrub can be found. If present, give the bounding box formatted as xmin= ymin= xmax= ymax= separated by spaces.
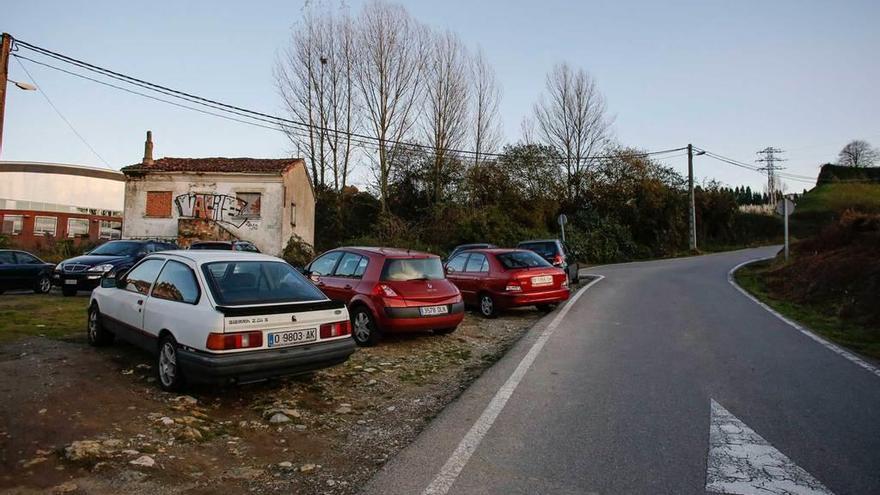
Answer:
xmin=281 ymin=234 xmax=315 ymax=268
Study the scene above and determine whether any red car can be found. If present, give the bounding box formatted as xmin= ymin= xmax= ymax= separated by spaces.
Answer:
xmin=445 ymin=248 xmax=570 ymax=317
xmin=304 ymin=247 xmax=465 ymax=346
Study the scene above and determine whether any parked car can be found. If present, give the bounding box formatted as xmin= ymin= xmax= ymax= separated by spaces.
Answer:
xmin=87 ymin=250 xmax=356 ymax=391
xmin=189 ymin=240 xmax=260 ymax=253
xmin=303 ymin=247 xmax=465 ymax=346
xmin=0 ymin=250 xmax=55 ymax=295
xmin=516 ymin=239 xmax=579 ymax=284
xmin=445 ymin=248 xmax=570 ymax=317
xmin=54 ymin=240 xmax=177 ymax=296
xmin=447 ymin=243 xmax=497 ymax=261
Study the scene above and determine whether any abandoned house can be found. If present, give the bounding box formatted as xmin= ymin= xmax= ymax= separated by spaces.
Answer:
xmin=121 ymin=132 xmax=315 ymax=255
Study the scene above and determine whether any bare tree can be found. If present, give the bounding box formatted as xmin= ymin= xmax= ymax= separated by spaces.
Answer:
xmin=519 ymin=116 xmax=536 ymax=145
xmin=837 ymin=140 xmax=879 ymax=168
xmin=470 ymin=47 xmax=502 ymax=167
xmin=422 ymin=30 xmax=471 ymax=203
xmin=353 ymin=1 xmax=428 ymax=211
xmin=275 ymin=4 xmax=358 ymax=190
xmin=533 ymin=63 xmax=612 ymax=200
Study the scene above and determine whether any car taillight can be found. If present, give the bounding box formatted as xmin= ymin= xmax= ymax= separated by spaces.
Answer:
xmin=505 ymin=283 xmax=522 ymax=292
xmin=206 ymin=331 xmax=263 ymax=350
xmin=320 ymin=320 xmax=352 ymax=339
xmin=374 ymin=284 xmax=400 ymax=298
xmin=562 ymin=279 xmax=569 ymax=289
xmin=552 ymin=254 xmax=564 ymax=266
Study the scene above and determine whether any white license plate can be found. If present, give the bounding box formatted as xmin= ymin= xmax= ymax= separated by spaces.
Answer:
xmin=64 ymin=279 xmax=78 ymax=285
xmin=267 ymin=328 xmax=317 ymax=348
xmin=420 ymin=305 xmax=449 ymax=316
xmin=531 ymin=275 xmax=553 ymax=287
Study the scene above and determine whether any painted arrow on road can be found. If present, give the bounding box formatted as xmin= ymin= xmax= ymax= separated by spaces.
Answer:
xmin=706 ymin=399 xmax=833 ymax=495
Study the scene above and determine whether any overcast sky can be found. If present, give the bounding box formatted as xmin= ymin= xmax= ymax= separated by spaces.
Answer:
xmin=4 ymin=0 xmax=879 ymax=192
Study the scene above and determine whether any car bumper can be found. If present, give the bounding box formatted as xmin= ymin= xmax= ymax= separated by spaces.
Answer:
xmin=494 ymin=288 xmax=570 ymax=309
xmin=379 ymin=301 xmax=465 ymax=332
xmin=177 ymin=338 xmax=356 ymax=385
xmin=52 ymin=272 xmax=104 ymax=290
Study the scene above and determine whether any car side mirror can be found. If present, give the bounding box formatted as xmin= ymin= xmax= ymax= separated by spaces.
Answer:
xmin=445 ymin=266 xmax=455 ymax=274
xmin=114 ymin=270 xmax=128 ymax=289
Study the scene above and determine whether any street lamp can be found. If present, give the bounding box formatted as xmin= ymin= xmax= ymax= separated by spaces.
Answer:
xmin=8 ymin=79 xmax=36 ymax=91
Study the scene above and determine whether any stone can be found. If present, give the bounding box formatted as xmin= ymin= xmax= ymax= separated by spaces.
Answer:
xmin=101 ymin=439 xmax=123 ymax=449
xmin=334 ymin=405 xmax=352 ymax=414
xmin=294 ymin=424 xmax=307 ymax=431
xmin=299 ymin=463 xmax=317 ymax=473
xmin=363 ymin=367 xmax=377 ymax=373
xmin=22 ymin=457 xmax=47 ymax=468
xmin=51 ymin=481 xmax=78 ymax=493
xmin=64 ymin=440 xmax=106 ymax=462
xmin=158 ymin=416 xmax=175 ymax=426
xmin=280 ymin=409 xmax=302 ymax=419
xmin=278 ymin=461 xmax=293 ymax=469
xmin=179 ymin=426 xmax=203 ymax=442
xmin=129 ymin=455 xmax=156 ymax=468
xmin=327 ymin=479 xmax=337 ymax=486
xmin=122 ymin=449 xmax=140 ymax=456
xmin=386 ymin=406 xmax=397 ymax=412
xmin=173 ymin=395 xmax=198 ymax=406
xmin=269 ymin=413 xmax=291 ymax=424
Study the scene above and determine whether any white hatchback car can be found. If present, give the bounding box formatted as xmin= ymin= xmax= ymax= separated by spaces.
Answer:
xmin=87 ymin=250 xmax=356 ymax=391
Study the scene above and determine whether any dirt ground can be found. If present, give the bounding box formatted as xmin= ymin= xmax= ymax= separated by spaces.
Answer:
xmin=0 ymin=294 xmax=541 ymax=494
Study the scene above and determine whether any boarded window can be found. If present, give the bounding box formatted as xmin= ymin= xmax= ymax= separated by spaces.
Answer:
xmin=1 ymin=215 xmax=23 ymax=235
xmin=34 ymin=216 xmax=57 ymax=236
xmin=146 ymin=191 xmax=172 ymax=218
xmin=67 ymin=218 xmax=90 ymax=238
xmin=237 ymin=192 xmax=261 ymax=218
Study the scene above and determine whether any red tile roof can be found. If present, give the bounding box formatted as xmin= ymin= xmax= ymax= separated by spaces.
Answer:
xmin=122 ymin=157 xmax=303 ymax=174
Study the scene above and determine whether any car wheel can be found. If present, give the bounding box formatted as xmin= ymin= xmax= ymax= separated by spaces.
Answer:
xmin=87 ymin=305 xmax=114 ymax=346
xmin=157 ymin=335 xmax=186 ymax=392
xmin=479 ymin=293 xmax=497 ymax=318
xmin=34 ymin=275 xmax=52 ymax=294
xmin=61 ymin=285 xmax=77 ymax=297
xmin=434 ymin=327 xmax=457 ymax=336
xmin=351 ymin=307 xmax=381 ymax=347
xmin=536 ymin=303 xmax=556 ymax=312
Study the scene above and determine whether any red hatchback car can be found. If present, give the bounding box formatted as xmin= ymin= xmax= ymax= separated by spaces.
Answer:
xmin=445 ymin=248 xmax=570 ymax=317
xmin=304 ymin=247 xmax=465 ymax=346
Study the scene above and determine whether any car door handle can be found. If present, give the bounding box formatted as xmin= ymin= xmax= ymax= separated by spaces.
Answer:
xmin=136 ymin=299 xmax=143 ymax=306
xmin=344 ymin=284 xmax=353 ymax=290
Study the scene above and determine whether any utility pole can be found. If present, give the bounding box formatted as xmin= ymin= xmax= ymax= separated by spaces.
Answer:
xmin=0 ymin=33 xmax=13 ymax=158
xmin=688 ymin=144 xmax=697 ymax=251
xmin=756 ymin=147 xmax=786 ymax=204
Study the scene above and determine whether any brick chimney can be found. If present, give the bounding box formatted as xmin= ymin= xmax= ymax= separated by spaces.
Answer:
xmin=143 ymin=130 xmax=154 ymax=165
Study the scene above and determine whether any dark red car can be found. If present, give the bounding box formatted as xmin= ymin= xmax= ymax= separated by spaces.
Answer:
xmin=445 ymin=248 xmax=570 ymax=317
xmin=304 ymin=247 xmax=465 ymax=346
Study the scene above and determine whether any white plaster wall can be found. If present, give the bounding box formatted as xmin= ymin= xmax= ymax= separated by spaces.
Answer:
xmin=0 ymin=172 xmax=124 ymax=211
xmin=123 ymin=173 xmax=287 ymax=255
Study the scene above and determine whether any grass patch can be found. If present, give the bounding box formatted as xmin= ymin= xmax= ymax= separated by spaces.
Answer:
xmin=795 ymin=183 xmax=880 ymax=214
xmin=735 ymin=260 xmax=880 ymax=360
xmin=0 ymin=294 xmax=89 ymax=343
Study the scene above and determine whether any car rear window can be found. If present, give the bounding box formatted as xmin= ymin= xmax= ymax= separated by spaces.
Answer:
xmin=518 ymin=242 xmax=559 ymax=258
xmin=191 ymin=242 xmax=230 ymax=250
xmin=381 ymin=258 xmax=445 ymax=281
xmin=497 ymin=251 xmax=552 ymax=269
xmin=202 ymin=261 xmax=326 ymax=305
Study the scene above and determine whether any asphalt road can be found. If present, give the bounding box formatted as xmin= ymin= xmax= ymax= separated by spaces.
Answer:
xmin=362 ymin=246 xmax=880 ymax=495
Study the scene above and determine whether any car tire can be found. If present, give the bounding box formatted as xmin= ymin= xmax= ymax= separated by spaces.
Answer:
xmin=434 ymin=327 xmax=457 ymax=336
xmin=87 ymin=305 xmax=114 ymax=347
xmin=536 ymin=303 xmax=556 ymax=312
xmin=34 ymin=275 xmax=52 ymax=294
xmin=351 ymin=307 xmax=381 ymax=347
xmin=61 ymin=285 xmax=77 ymax=297
xmin=479 ymin=293 xmax=497 ymax=318
xmin=157 ymin=334 xmax=186 ymax=392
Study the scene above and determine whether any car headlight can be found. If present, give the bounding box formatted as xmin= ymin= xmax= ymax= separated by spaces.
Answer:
xmin=88 ymin=264 xmax=115 ymax=273
xmin=55 ymin=264 xmax=63 ymax=272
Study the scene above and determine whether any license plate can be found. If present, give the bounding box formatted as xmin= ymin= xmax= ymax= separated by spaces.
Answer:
xmin=267 ymin=328 xmax=317 ymax=348
xmin=531 ymin=275 xmax=553 ymax=287
xmin=64 ymin=279 xmax=78 ymax=285
xmin=420 ymin=305 xmax=449 ymax=316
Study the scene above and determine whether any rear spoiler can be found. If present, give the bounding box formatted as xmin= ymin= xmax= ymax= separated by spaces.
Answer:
xmin=216 ymin=300 xmax=346 ymax=317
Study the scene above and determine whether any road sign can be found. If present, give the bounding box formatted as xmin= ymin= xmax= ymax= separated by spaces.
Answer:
xmin=775 ymin=198 xmax=795 ymax=216
xmin=557 ymin=213 xmax=568 ymax=226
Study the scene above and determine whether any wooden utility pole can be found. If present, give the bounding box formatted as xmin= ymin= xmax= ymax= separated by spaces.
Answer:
xmin=0 ymin=33 xmax=13 ymax=158
xmin=688 ymin=143 xmax=697 ymax=251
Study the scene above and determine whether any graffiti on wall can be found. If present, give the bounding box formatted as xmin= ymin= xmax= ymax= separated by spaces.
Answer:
xmin=174 ymin=193 xmax=250 ymax=228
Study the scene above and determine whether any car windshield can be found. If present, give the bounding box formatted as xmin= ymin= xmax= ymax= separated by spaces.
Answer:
xmin=497 ymin=251 xmax=552 ymax=269
xmin=89 ymin=241 xmax=143 ymax=256
xmin=519 ymin=241 xmax=558 ymax=258
xmin=381 ymin=257 xmax=445 ymax=281
xmin=202 ymin=261 xmax=327 ymax=305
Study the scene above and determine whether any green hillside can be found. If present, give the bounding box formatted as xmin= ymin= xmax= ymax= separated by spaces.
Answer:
xmin=791 ymin=182 xmax=880 ymax=237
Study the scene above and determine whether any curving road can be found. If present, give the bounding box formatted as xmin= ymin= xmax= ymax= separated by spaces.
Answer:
xmin=363 ymin=246 xmax=880 ymax=495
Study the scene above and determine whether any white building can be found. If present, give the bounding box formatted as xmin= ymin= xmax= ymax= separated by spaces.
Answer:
xmin=121 ymin=132 xmax=315 ymax=255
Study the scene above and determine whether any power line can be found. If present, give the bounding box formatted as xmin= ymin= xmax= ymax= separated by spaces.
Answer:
xmin=12 ymin=55 xmax=112 ymax=168
xmin=11 ymin=36 xmax=687 ymax=164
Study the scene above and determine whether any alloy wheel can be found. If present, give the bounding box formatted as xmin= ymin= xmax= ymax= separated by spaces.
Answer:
xmin=88 ymin=310 xmax=98 ymax=341
xmin=39 ymin=277 xmax=51 ymax=293
xmin=159 ymin=342 xmax=177 ymax=388
xmin=354 ymin=312 xmax=371 ymax=342
xmin=480 ymin=295 xmax=494 ymax=316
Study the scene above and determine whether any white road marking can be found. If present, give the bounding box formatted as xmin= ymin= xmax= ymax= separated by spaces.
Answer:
xmin=728 ymin=258 xmax=880 ymax=379
xmin=707 ymin=399 xmax=833 ymax=495
xmin=420 ymin=275 xmax=605 ymax=495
